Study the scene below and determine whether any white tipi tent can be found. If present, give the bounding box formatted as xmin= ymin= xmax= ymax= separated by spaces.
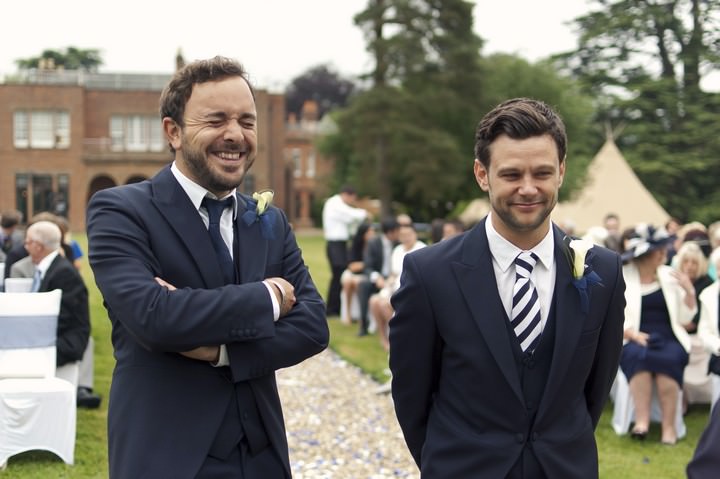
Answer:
xmin=552 ymin=138 xmax=670 ymax=234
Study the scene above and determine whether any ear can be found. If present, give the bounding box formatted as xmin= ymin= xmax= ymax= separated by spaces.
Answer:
xmin=474 ymin=159 xmax=489 ymax=192
xmin=558 ymin=159 xmax=566 ymax=188
xmin=163 ymin=117 xmax=182 ymax=151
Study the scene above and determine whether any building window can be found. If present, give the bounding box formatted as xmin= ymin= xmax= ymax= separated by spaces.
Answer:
xmin=109 ymin=114 xmax=164 ymax=152
xmin=292 ymin=148 xmax=301 ymax=178
xmin=13 ymin=110 xmax=70 ymax=149
xmin=307 ymin=152 xmax=316 ymax=179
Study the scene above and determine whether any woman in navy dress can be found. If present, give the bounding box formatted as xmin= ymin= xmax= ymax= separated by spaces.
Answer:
xmin=620 ymin=224 xmax=696 ymax=444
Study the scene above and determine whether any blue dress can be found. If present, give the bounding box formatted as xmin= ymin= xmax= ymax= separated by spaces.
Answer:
xmin=620 ymin=286 xmax=689 ymax=387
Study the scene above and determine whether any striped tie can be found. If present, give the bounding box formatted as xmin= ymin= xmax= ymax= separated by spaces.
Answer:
xmin=511 ymin=251 xmax=542 ymax=352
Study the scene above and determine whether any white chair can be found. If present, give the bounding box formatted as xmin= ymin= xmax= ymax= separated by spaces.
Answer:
xmin=611 ymin=368 xmax=686 ymax=439
xmin=3 ymin=278 xmax=33 ymax=293
xmin=711 ymin=375 xmax=720 ymax=411
xmin=0 ymin=290 xmax=76 ymax=468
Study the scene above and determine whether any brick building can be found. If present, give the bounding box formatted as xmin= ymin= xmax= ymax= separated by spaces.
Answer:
xmin=0 ymin=69 xmax=290 ymax=232
xmin=284 ymin=100 xmax=337 ymax=228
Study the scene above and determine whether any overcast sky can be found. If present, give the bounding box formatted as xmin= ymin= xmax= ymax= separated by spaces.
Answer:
xmin=0 ymin=0 xmax=592 ymax=90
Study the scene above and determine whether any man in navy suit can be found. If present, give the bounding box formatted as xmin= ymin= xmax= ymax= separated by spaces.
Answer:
xmin=389 ymin=98 xmax=625 ymax=478
xmin=87 ymin=56 xmax=328 ymax=478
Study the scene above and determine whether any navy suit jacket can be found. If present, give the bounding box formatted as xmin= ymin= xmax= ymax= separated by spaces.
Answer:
xmin=87 ymin=166 xmax=328 ymax=478
xmin=389 ymin=218 xmax=625 ymax=478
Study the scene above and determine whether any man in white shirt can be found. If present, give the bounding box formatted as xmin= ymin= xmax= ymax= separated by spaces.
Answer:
xmin=389 ymin=98 xmax=625 ymax=478
xmin=321 ymin=185 xmax=368 ymax=316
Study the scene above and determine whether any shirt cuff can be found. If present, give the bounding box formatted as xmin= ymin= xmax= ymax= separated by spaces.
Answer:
xmin=211 ymin=345 xmax=229 ymax=367
xmin=263 ymin=280 xmax=281 ymax=321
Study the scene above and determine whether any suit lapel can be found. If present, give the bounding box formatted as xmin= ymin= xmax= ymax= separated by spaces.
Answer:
xmin=537 ymin=225 xmax=590 ymax=417
xmin=39 ymin=255 xmax=62 ymax=291
xmin=451 ymin=219 xmax=524 ymax=404
xmin=234 ymin=193 xmax=269 ymax=284
xmin=149 ymin=166 xmax=224 ymax=287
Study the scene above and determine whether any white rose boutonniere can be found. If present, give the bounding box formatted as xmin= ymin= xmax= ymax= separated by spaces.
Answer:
xmin=564 ymin=236 xmax=604 ymax=314
xmin=242 ymin=189 xmax=276 ymax=239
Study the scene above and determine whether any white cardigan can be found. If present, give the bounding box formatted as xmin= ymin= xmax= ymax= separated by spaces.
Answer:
xmin=698 ymin=281 xmax=720 ymax=355
xmin=623 ymin=263 xmax=695 ymax=352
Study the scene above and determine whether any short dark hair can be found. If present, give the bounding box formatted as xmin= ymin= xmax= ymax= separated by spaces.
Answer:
xmin=474 ymin=98 xmax=567 ymax=168
xmin=0 ymin=210 xmax=22 ymax=229
xmin=160 ymin=56 xmax=254 ymax=129
xmin=380 ymin=217 xmax=400 ymax=234
xmin=339 ymin=184 xmax=357 ymax=196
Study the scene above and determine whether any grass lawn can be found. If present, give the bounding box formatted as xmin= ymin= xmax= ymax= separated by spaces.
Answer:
xmin=1 ymin=229 xmax=711 ymax=478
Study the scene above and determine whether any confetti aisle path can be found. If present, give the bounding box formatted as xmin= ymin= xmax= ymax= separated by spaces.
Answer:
xmin=277 ymin=349 xmax=420 ymax=479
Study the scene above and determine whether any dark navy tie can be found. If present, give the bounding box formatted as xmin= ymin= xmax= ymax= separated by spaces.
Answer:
xmin=511 ymin=251 xmax=542 ymax=352
xmin=202 ymin=197 xmax=235 ymax=284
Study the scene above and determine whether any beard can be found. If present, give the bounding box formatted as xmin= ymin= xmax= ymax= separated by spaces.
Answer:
xmin=491 ymin=193 xmax=558 ymax=235
xmin=180 ymin=137 xmax=254 ymax=194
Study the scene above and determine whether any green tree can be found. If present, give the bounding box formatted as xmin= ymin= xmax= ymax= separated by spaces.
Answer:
xmin=323 ymin=0 xmax=485 ymax=220
xmin=556 ymin=0 xmax=720 ymax=222
xmin=285 ymin=64 xmax=356 ymax=120
xmin=15 ymin=46 xmax=103 ymax=71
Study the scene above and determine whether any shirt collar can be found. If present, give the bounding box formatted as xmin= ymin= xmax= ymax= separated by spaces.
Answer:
xmin=36 ymin=249 xmax=60 ymax=276
xmin=485 ymin=212 xmax=555 ymax=273
xmin=171 ymin=162 xmax=238 ymax=219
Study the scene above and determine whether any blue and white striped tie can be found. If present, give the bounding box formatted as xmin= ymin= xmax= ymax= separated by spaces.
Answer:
xmin=511 ymin=251 xmax=542 ymax=352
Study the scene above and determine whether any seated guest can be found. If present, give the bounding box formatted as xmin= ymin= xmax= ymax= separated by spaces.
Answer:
xmin=24 ymin=220 xmax=99 ymax=408
xmin=370 ymin=223 xmax=426 ymax=352
xmin=698 ymin=247 xmax=720 ymax=401
xmin=674 ymin=242 xmax=713 ymax=333
xmin=620 ymin=224 xmax=696 ymax=445
xmin=340 ymin=221 xmax=374 ymax=325
xmin=441 ymin=219 xmax=464 ymax=241
xmin=357 ymin=218 xmax=400 ymax=336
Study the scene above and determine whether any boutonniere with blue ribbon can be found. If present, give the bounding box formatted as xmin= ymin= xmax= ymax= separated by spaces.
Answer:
xmin=563 ymin=236 xmax=603 ymax=314
xmin=242 ymin=190 xmax=276 ymax=239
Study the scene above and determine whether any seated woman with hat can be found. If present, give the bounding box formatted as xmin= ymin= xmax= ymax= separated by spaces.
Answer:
xmin=620 ymin=224 xmax=697 ymax=445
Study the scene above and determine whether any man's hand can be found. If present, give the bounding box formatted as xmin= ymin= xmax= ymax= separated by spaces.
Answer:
xmin=266 ymin=277 xmax=296 ymax=317
xmin=154 ymin=277 xmax=220 ymax=363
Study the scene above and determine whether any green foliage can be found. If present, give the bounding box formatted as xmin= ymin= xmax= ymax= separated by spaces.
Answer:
xmin=557 ymin=0 xmax=720 ymax=223
xmin=15 ymin=47 xmax=103 ymax=72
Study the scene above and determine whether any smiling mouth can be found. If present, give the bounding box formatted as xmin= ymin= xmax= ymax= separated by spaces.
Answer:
xmin=212 ymin=151 xmax=246 ymax=161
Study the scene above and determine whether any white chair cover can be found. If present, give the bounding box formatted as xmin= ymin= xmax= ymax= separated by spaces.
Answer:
xmin=340 ymin=290 xmax=376 ymax=333
xmin=611 ymin=368 xmax=686 ymax=439
xmin=0 ymin=290 xmax=76 ymax=467
xmin=712 ymin=375 xmax=720 ymax=411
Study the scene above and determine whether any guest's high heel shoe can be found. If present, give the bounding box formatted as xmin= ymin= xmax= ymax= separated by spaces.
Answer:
xmin=630 ymin=428 xmax=648 ymax=440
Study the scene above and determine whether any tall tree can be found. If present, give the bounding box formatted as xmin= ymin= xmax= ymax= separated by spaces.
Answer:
xmin=323 ymin=0 xmax=485 ymax=220
xmin=15 ymin=46 xmax=103 ymax=72
xmin=285 ymin=64 xmax=356 ymax=120
xmin=556 ymin=0 xmax=720 ymax=222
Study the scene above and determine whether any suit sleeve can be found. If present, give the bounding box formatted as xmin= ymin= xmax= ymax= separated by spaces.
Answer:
xmin=389 ymin=253 xmax=441 ymax=466
xmin=87 ymin=187 xmax=327 ymax=368
xmin=225 ymin=209 xmax=329 ymax=383
xmin=584 ymin=253 xmax=626 ymax=427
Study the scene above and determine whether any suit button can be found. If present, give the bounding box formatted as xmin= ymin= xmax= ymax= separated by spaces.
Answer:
xmin=251 ymin=328 xmax=258 ymax=336
xmin=516 ymin=433 xmax=524 ymax=443
xmin=242 ymin=412 xmax=249 ymax=420
xmin=526 ymin=401 xmax=534 ymax=411
xmin=244 ymin=329 xmax=251 ymax=336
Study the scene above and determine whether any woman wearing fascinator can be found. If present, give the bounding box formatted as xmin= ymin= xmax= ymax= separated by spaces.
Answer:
xmin=620 ymin=223 xmax=697 ymax=445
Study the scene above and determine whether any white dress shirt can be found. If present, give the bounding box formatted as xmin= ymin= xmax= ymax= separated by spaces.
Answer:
xmin=170 ymin=163 xmax=280 ymax=366
xmin=322 ymin=194 xmax=367 ymax=241
xmin=485 ymin=213 xmax=556 ymax=333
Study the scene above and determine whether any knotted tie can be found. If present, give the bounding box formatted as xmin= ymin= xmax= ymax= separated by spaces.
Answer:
xmin=511 ymin=251 xmax=542 ymax=352
xmin=31 ymin=268 xmax=42 ymax=292
xmin=202 ymin=197 xmax=235 ymax=284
